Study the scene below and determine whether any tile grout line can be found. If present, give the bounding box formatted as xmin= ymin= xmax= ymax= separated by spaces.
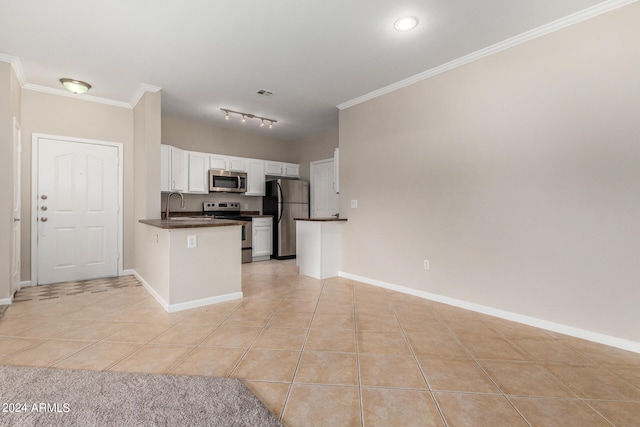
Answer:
xmin=277 ymin=276 xmax=326 ymax=422
xmin=353 ymin=282 xmax=365 ymax=427
xmin=384 ymin=290 xmax=449 ymax=427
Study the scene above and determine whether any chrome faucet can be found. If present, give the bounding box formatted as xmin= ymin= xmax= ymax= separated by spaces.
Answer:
xmin=165 ymin=192 xmax=185 ymax=219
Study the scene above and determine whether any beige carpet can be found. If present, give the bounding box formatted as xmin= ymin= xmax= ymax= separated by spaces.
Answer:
xmin=0 ymin=365 xmax=282 ymax=426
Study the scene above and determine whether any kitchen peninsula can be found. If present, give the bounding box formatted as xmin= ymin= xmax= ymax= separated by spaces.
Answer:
xmin=137 ymin=218 xmax=245 ymax=312
xmin=296 ymin=218 xmax=347 ymax=279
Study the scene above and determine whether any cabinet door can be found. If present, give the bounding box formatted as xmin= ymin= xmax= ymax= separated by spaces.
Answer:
xmin=170 ymin=146 xmax=187 ymax=191
xmin=209 ymin=154 xmax=228 ymax=170
xmin=284 ymin=163 xmax=300 ymax=178
xmin=228 ymin=157 xmax=247 ymax=172
xmin=161 ymin=144 xmax=171 ymax=192
xmin=265 ymin=161 xmax=284 ymax=176
xmin=188 ymin=151 xmax=209 ymax=193
xmin=253 ymin=219 xmax=273 ymax=257
xmin=245 ymin=159 xmax=265 ymax=196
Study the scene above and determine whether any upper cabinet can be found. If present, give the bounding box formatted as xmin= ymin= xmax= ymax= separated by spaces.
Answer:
xmin=162 ymin=145 xmax=187 ymax=192
xmin=209 ymin=154 xmax=228 ymax=170
xmin=333 ymin=148 xmax=339 ymax=194
xmin=228 ymin=157 xmax=247 ymax=172
xmin=245 ymin=159 xmax=266 ymax=196
xmin=161 ymin=144 xmax=297 ymax=195
xmin=266 ymin=161 xmax=300 ymax=178
xmin=188 ymin=151 xmax=210 ymax=194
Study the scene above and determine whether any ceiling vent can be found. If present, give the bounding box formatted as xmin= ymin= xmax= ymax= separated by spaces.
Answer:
xmin=256 ymin=89 xmax=275 ymax=98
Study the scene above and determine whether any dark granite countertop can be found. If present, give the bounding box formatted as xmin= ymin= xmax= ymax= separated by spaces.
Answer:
xmin=294 ymin=218 xmax=347 ymax=222
xmin=139 ymin=218 xmax=246 ymax=229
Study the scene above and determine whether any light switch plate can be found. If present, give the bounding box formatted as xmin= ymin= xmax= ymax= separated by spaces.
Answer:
xmin=187 ymin=235 xmax=197 ymax=248
xmin=351 ymin=200 xmax=358 ymax=209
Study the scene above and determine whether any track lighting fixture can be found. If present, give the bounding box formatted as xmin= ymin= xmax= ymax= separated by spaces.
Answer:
xmin=220 ymin=108 xmax=277 ymax=129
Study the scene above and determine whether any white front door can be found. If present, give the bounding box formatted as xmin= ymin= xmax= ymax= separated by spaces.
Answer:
xmin=310 ymin=158 xmax=339 ymax=219
xmin=11 ymin=118 xmax=21 ymax=296
xmin=37 ymin=138 xmax=119 ymax=285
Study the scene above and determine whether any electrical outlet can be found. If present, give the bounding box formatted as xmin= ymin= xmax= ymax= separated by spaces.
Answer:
xmin=423 ymin=260 xmax=430 ymax=270
xmin=244 ymin=203 xmax=249 ymax=210
xmin=187 ymin=235 xmax=197 ymax=249
xmin=351 ymin=200 xmax=358 ymax=209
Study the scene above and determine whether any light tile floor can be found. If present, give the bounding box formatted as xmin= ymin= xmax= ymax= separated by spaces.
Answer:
xmin=2 ymin=260 xmax=640 ymax=426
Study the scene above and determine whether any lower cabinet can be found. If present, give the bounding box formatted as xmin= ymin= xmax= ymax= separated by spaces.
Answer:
xmin=252 ymin=217 xmax=273 ymax=261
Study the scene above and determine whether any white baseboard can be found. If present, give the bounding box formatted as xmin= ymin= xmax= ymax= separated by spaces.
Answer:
xmin=19 ymin=280 xmax=33 ymax=289
xmin=339 ymin=271 xmax=640 ymax=354
xmin=0 ymin=298 xmax=12 ymax=305
xmin=120 ymin=269 xmax=135 ymax=276
xmin=166 ymin=292 xmax=243 ymax=313
xmin=134 ymin=272 xmax=169 ymax=311
xmin=133 ymin=271 xmax=243 ymax=313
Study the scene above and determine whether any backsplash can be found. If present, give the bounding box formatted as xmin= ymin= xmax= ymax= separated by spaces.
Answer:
xmin=161 ymin=192 xmax=263 ymax=215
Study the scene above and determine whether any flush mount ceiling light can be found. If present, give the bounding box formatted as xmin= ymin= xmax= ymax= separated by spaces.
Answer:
xmin=59 ymin=78 xmax=92 ymax=94
xmin=220 ymin=108 xmax=277 ymax=129
xmin=394 ymin=16 xmax=418 ymax=31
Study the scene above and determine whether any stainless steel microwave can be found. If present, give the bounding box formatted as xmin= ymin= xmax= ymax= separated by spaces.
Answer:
xmin=209 ymin=169 xmax=247 ymax=193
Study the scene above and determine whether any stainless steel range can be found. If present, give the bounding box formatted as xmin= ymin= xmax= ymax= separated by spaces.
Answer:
xmin=203 ymin=202 xmax=253 ymax=263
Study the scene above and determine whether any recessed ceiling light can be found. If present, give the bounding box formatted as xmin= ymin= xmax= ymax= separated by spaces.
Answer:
xmin=394 ymin=16 xmax=418 ymax=31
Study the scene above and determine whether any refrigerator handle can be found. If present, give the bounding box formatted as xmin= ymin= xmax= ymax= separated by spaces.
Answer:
xmin=277 ymin=182 xmax=284 ymax=224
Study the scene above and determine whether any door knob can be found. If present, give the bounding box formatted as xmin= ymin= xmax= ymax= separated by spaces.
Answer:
xmin=40 ymin=217 xmax=48 ymax=222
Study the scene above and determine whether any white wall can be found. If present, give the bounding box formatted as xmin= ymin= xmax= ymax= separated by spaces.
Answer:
xmin=339 ymin=3 xmax=640 ymax=343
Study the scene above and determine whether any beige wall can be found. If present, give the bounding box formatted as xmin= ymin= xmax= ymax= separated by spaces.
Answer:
xmin=339 ymin=4 xmax=640 ymax=342
xmin=162 ymin=115 xmax=297 ymax=162
xmin=20 ymin=90 xmax=135 ymax=280
xmin=0 ymin=62 xmax=20 ymax=299
xmin=294 ymin=127 xmax=339 ymax=181
xmin=133 ymin=90 xmax=163 ymax=282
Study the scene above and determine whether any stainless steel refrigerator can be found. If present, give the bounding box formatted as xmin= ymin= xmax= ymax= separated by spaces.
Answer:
xmin=263 ymin=179 xmax=309 ymax=259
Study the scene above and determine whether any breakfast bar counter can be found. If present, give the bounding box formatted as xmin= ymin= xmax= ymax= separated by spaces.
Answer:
xmin=295 ymin=218 xmax=347 ymax=279
xmin=137 ymin=219 xmax=244 ymax=312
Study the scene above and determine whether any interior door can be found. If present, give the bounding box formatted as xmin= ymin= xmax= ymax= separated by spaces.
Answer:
xmin=310 ymin=158 xmax=339 ymax=219
xmin=37 ymin=138 xmax=119 ymax=285
xmin=10 ymin=118 xmax=21 ymax=296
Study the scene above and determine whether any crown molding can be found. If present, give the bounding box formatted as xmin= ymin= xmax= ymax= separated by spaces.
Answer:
xmin=0 ymin=53 xmax=28 ymax=86
xmin=130 ymin=83 xmax=162 ymax=107
xmin=337 ymin=0 xmax=639 ymax=110
xmin=23 ymin=83 xmax=132 ymax=109
xmin=1 ymin=51 xmax=162 ymax=109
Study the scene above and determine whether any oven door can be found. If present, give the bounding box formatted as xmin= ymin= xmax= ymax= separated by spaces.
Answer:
xmin=209 ymin=169 xmax=247 ymax=193
xmin=241 ymin=221 xmax=252 ymax=263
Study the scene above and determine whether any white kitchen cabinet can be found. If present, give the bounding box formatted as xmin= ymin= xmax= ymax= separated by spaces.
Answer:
xmin=161 ymin=144 xmax=171 ymax=192
xmin=169 ymin=146 xmax=188 ymax=192
xmin=228 ymin=157 xmax=247 ymax=172
xmin=265 ymin=161 xmax=284 ymax=176
xmin=188 ymin=151 xmax=210 ymax=194
xmin=252 ymin=217 xmax=273 ymax=261
xmin=265 ymin=161 xmax=300 ymax=178
xmin=333 ymin=147 xmax=339 ymax=194
xmin=209 ymin=154 xmax=228 ymax=170
xmin=284 ymin=163 xmax=300 ymax=178
xmin=245 ymin=159 xmax=266 ymax=196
